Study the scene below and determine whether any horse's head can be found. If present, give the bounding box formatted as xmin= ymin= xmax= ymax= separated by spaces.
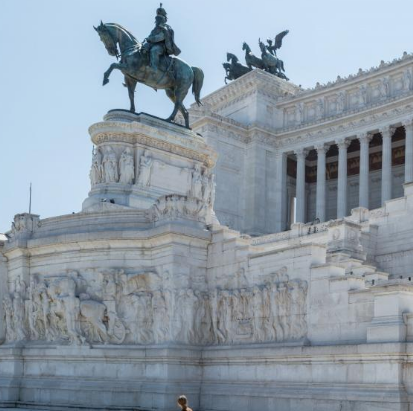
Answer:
xmin=94 ymin=21 xmax=118 ymax=57
xmin=242 ymin=42 xmax=249 ymax=52
xmin=227 ymin=53 xmax=238 ymax=63
xmin=223 ymin=62 xmax=230 ymax=70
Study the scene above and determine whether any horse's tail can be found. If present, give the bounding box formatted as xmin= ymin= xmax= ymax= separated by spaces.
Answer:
xmin=191 ymin=66 xmax=204 ymax=106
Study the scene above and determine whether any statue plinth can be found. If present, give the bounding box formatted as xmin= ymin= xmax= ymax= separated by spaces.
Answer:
xmin=83 ymin=111 xmax=218 ymax=222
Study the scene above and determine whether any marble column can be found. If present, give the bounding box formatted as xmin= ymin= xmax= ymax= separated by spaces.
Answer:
xmin=358 ymin=132 xmax=372 ymax=209
xmin=295 ymin=148 xmax=308 ymax=223
xmin=337 ymin=138 xmax=350 ymax=218
xmin=315 ymin=143 xmax=328 ymax=222
xmin=275 ymin=152 xmax=287 ymax=232
xmin=404 ymin=119 xmax=413 ymax=183
xmin=381 ymin=126 xmax=393 ymax=205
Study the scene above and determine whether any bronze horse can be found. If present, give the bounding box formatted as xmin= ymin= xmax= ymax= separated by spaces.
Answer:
xmin=95 ymin=22 xmax=204 ymax=128
xmin=223 ymin=53 xmax=251 ymax=83
xmin=242 ymin=42 xmax=265 ymax=71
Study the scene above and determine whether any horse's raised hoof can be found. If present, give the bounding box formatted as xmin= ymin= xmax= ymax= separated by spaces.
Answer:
xmin=103 ymin=78 xmax=109 ymax=86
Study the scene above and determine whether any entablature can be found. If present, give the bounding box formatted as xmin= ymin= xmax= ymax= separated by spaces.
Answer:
xmin=278 ymin=53 xmax=413 ymax=132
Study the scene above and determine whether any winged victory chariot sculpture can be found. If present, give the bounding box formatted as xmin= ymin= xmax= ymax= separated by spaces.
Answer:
xmin=94 ymin=4 xmax=204 ymax=128
xmin=223 ymin=30 xmax=290 ymax=83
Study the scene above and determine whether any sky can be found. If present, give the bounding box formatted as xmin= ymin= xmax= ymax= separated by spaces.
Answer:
xmin=1 ymin=0 xmax=413 ymax=233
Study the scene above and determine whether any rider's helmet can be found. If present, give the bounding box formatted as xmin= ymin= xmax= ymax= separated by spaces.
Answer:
xmin=156 ymin=3 xmax=168 ymax=19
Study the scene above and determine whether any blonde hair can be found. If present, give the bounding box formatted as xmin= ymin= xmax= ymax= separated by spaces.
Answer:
xmin=177 ymin=395 xmax=188 ymax=409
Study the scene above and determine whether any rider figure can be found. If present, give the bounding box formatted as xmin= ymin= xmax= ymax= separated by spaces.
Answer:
xmin=144 ymin=4 xmax=181 ymax=71
xmin=266 ymin=38 xmax=277 ymax=56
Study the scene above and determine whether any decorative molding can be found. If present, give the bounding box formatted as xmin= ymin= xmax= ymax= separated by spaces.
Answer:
xmin=279 ymin=51 xmax=413 ymax=102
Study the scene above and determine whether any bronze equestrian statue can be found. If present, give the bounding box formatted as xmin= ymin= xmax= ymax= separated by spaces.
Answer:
xmin=94 ymin=4 xmax=204 ymax=128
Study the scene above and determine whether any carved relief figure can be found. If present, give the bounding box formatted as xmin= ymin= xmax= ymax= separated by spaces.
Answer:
xmin=103 ymin=146 xmax=119 ymax=183
xmin=261 ymin=285 xmax=275 ymax=340
xmin=315 ymin=98 xmax=324 ymax=120
xmin=337 ymin=91 xmax=345 ymax=113
xmin=190 ymin=165 xmax=203 ymax=199
xmin=197 ymin=292 xmax=213 ymax=344
xmin=101 ymin=273 xmax=118 ymax=338
xmin=3 ymin=294 xmax=15 ymax=341
xmin=202 ymin=172 xmax=211 ymax=203
xmin=252 ymin=286 xmax=265 ymax=342
xmin=359 ymin=84 xmax=368 ymax=105
xmin=152 ymin=290 xmax=169 ymax=343
xmin=217 ymin=290 xmax=233 ymax=343
xmin=380 ymin=77 xmax=390 ymax=98
xmin=119 ymin=147 xmax=135 ymax=185
xmin=403 ymin=69 xmax=412 ymax=91
xmin=90 ymin=146 xmax=103 ymax=186
xmin=28 ymin=278 xmax=41 ymax=340
xmin=12 ymin=292 xmax=27 ymax=341
xmin=39 ymin=283 xmax=55 ymax=341
xmin=137 ymin=150 xmax=153 ymax=187
xmin=295 ymin=102 xmax=304 ymax=123
xmin=57 ymin=279 xmax=84 ymax=345
xmin=15 ymin=276 xmax=27 ymax=297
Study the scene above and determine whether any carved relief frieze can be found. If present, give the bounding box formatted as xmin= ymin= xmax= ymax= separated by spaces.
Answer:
xmin=2 ymin=265 xmax=308 ymax=346
xmin=92 ymin=132 xmax=216 ymax=168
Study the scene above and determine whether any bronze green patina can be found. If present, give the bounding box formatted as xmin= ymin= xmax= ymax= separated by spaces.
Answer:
xmin=224 ymin=30 xmax=289 ymax=82
xmin=223 ymin=53 xmax=252 ymax=84
xmin=94 ymin=4 xmax=203 ymax=128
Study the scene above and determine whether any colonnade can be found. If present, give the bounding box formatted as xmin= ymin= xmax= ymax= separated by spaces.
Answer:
xmin=275 ymin=120 xmax=413 ymax=232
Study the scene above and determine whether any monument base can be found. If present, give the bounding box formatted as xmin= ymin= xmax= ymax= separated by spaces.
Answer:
xmin=83 ymin=111 xmax=217 ymax=213
xmin=0 ymin=342 xmax=410 ymax=411
xmin=0 ymin=344 xmax=202 ymax=411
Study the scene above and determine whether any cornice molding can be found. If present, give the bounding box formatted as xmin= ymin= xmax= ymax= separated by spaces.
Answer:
xmin=279 ymin=51 xmax=413 ymax=104
xmin=195 ymin=69 xmax=300 ymax=112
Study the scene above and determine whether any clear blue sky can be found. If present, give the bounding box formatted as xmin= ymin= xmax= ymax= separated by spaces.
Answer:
xmin=1 ymin=0 xmax=413 ymax=232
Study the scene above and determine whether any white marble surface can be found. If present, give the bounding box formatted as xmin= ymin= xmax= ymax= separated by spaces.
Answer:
xmin=190 ymin=54 xmax=413 ymax=235
xmin=2 ymin=57 xmax=413 ymax=410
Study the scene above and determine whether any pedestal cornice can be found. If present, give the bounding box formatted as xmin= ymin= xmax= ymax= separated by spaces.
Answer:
xmin=89 ymin=111 xmax=218 ymax=168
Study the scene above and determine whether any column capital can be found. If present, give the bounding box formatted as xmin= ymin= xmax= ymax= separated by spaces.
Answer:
xmin=380 ymin=125 xmax=395 ymax=139
xmin=358 ymin=132 xmax=373 ymax=144
xmin=402 ymin=118 xmax=413 ymax=130
xmin=336 ymin=138 xmax=351 ymax=150
xmin=315 ymin=142 xmax=330 ymax=154
xmin=294 ymin=148 xmax=309 ymax=159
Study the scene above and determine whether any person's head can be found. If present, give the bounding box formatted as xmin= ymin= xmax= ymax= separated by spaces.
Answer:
xmin=177 ymin=395 xmax=188 ymax=409
xmin=155 ymin=15 xmax=166 ymax=26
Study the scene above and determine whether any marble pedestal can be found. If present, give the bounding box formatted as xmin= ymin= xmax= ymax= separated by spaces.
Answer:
xmin=83 ymin=110 xmax=217 ymax=213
